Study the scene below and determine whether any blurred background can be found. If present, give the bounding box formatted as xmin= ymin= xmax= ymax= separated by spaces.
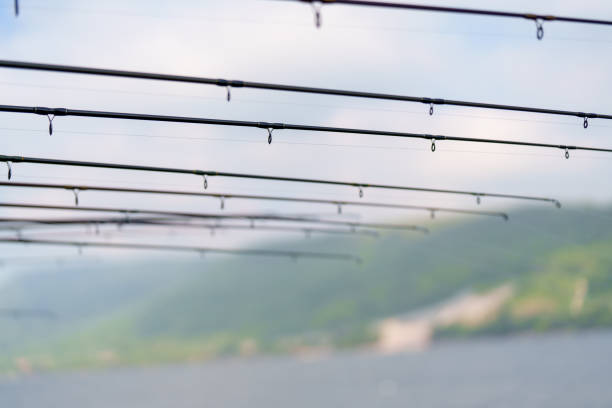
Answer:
xmin=1 ymin=0 xmax=612 ymax=406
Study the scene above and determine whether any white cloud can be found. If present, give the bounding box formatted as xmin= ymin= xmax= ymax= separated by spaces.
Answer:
xmin=0 ymin=0 xmax=611 ymax=274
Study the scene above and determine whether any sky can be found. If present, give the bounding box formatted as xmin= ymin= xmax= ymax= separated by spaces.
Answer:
xmin=0 ymin=0 xmax=611 ymax=279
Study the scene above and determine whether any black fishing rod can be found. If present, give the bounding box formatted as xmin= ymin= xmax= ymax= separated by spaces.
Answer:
xmin=0 ymin=202 xmax=429 ymax=232
xmin=0 ymin=215 xmax=381 ymax=238
xmin=0 ymin=215 xmax=173 ymax=227
xmin=0 ymin=181 xmax=509 ymax=219
xmin=0 ymin=238 xmax=362 ymax=263
xmin=0 ymin=308 xmax=56 ymax=319
xmin=132 ymin=219 xmax=381 ymax=237
xmin=0 ymin=104 xmax=607 ymax=157
xmin=287 ymin=0 xmax=612 ymax=40
xmin=0 ymin=61 xmax=609 ymax=127
xmin=0 ymin=153 xmax=561 ymax=206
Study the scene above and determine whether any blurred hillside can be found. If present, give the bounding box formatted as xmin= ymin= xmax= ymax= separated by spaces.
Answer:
xmin=1 ymin=205 xmax=612 ymax=372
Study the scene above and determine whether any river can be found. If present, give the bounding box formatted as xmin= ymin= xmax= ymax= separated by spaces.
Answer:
xmin=2 ymin=330 xmax=611 ymax=407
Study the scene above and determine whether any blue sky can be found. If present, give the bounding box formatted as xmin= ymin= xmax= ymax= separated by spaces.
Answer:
xmin=0 ymin=0 xmax=611 ymax=278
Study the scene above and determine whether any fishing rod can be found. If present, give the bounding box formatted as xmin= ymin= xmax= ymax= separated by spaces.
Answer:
xmin=0 ymin=308 xmax=56 ymax=319
xmin=0 ymin=253 xmax=102 ymax=266
xmin=0 ymin=181 xmax=509 ymax=220
xmin=0 ymin=215 xmax=381 ymax=238
xmin=0 ymin=202 xmax=429 ymax=232
xmin=286 ymin=0 xmax=612 ymax=40
xmin=0 ymin=154 xmax=562 ymax=207
xmin=134 ymin=219 xmax=381 ymax=237
xmin=0 ymin=153 xmax=560 ymax=207
xmin=1 ymin=105 xmax=611 ymax=156
xmin=1 ymin=104 xmax=608 ymax=156
xmin=0 ymin=238 xmax=363 ymax=263
xmin=0 ymin=216 xmax=173 ymax=228
xmin=1 ymin=61 xmax=609 ymax=128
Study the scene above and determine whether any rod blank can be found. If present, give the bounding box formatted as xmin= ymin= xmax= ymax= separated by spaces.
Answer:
xmin=0 ymin=181 xmax=509 ymax=220
xmin=0 ymin=238 xmax=362 ymax=263
xmin=0 ymin=308 xmax=55 ymax=319
xmin=0 ymin=202 xmax=429 ymax=232
xmin=294 ymin=0 xmax=612 ymax=25
xmin=1 ymin=104 xmax=609 ymax=155
xmin=0 ymin=154 xmax=561 ymax=206
xmin=0 ymin=215 xmax=381 ymax=238
xmin=291 ymin=0 xmax=612 ymax=39
xmin=1 ymin=60 xmax=610 ymax=124
xmin=135 ymin=220 xmax=380 ymax=237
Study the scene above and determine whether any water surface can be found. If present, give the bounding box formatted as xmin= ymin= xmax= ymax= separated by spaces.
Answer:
xmin=2 ymin=331 xmax=611 ymax=407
